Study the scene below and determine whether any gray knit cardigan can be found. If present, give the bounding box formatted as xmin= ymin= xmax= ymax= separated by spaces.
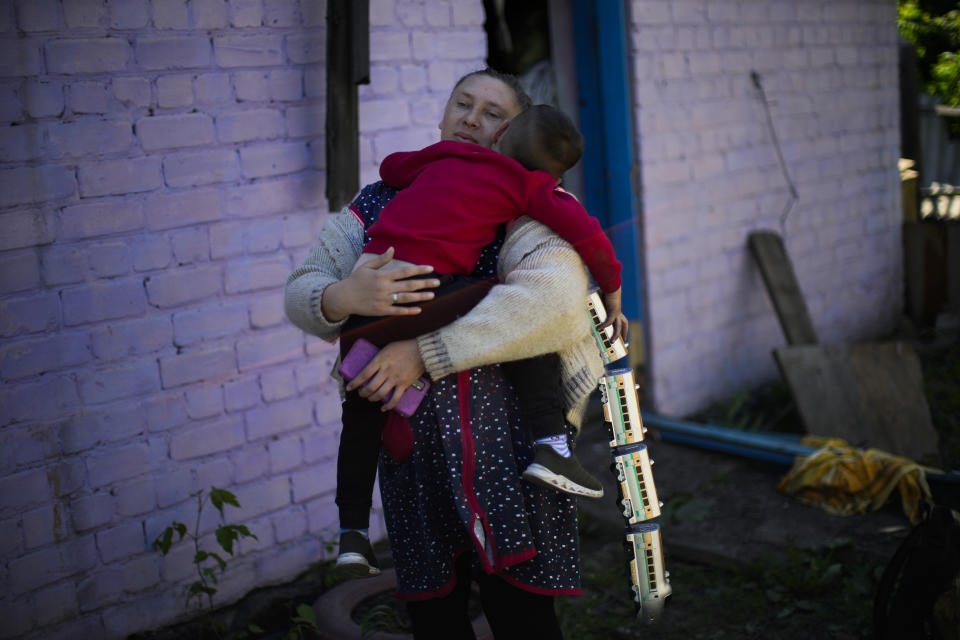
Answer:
xmin=284 ymin=209 xmax=604 ymax=430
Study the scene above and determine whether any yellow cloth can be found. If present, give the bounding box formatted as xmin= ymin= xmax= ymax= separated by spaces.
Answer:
xmin=778 ymin=436 xmax=933 ymax=524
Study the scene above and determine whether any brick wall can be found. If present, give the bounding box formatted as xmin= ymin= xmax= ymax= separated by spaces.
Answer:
xmin=0 ymin=1 xmax=486 ymax=638
xmin=629 ymin=0 xmax=902 ymax=415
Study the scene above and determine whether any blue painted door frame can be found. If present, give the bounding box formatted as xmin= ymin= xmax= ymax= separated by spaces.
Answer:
xmin=570 ymin=0 xmax=644 ymax=323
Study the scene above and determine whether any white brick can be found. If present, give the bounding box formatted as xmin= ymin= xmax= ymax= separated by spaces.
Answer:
xmin=233 ymin=70 xmax=269 ymax=101
xmin=0 ymin=375 xmax=79 ymax=425
xmin=0 ymin=165 xmax=76 ymax=208
xmin=184 ymin=385 xmax=222 ymax=419
xmin=216 ymin=108 xmax=285 ymax=143
xmin=231 ymin=476 xmax=290 ymax=518
xmin=61 ymin=0 xmax=105 ymax=28
xmin=192 ymin=0 xmax=229 ymax=29
xmin=452 ymin=0 xmax=483 ymax=26
xmin=156 ymin=74 xmax=193 ymax=108
xmin=145 ymin=265 xmax=221 ymax=308
xmin=271 ymin=506 xmax=306 ymax=542
xmin=131 ymin=235 xmax=172 ymax=271
xmin=86 ymin=443 xmax=152 ymax=488
xmin=260 ymin=368 xmax=295 ymax=402
xmin=61 ymin=403 xmax=146 ymax=453
xmin=170 ymin=417 xmax=245 ymax=459
xmin=144 ymin=187 xmax=222 ymax=230
xmin=229 ymin=0 xmax=262 ymax=27
xmin=0 ymin=333 xmax=90 ymax=380
xmin=62 ymin=279 xmax=145 ymax=325
xmin=170 ymin=226 xmax=209 ymax=264
xmin=269 ymin=68 xmax=302 ymax=101
xmin=23 ymin=79 xmax=63 ymax=117
xmin=47 ymin=119 xmax=134 ymax=158
xmin=371 ymin=31 xmax=411 ymax=62
xmin=61 ymin=199 xmax=144 ymax=240
xmin=267 ymin=434 xmax=301 ymax=473
xmin=34 ymin=580 xmax=79 ymax=627
xmin=121 ymin=554 xmax=160 ymax=592
xmin=249 ymin=295 xmax=284 ymax=328
xmin=136 ymin=113 xmax=214 ymax=150
xmin=0 ymin=81 xmax=23 ymax=122
xmin=22 ymin=503 xmax=67 ymax=549
xmin=162 ymin=149 xmax=240 ymax=187
xmin=237 ymin=327 xmax=303 ymax=371
xmin=90 ymin=316 xmax=170 ymax=362
xmin=0 ymin=38 xmax=44 ymax=75
xmin=77 ymin=156 xmax=161 ymax=197
xmin=0 ymin=123 xmax=42 ymax=162
xmin=114 ymin=477 xmax=156 ymax=516
xmin=97 ymin=521 xmax=146 ymax=563
xmin=195 ymin=73 xmax=231 ymax=103
xmin=46 ymin=37 xmax=131 ymax=74
xmin=0 ymin=292 xmax=59 ymax=338
xmin=286 ymin=33 xmax=324 ymax=64
xmin=214 ymin=34 xmax=283 ymax=67
xmin=159 ymin=346 xmax=236 ymax=388
xmin=41 ymin=244 xmax=86 ymax=284
xmin=78 ymin=360 xmax=160 ymax=404
xmin=196 ymin=456 xmax=232 ymax=489
xmin=0 ymin=467 xmax=52 ymax=510
xmin=110 ymin=0 xmax=149 ymax=28
xmin=0 ymin=250 xmax=40 ymax=294
xmin=172 ymin=303 xmax=248 ymax=345
xmin=70 ymin=80 xmax=111 ymax=113
xmin=233 ymin=444 xmax=269 ymax=483
xmin=77 ymin=567 xmax=125 ymax=610
xmin=285 ymin=103 xmax=323 ymax=137
xmin=244 ymin=395 xmax=311 ymax=440
xmin=0 ymin=208 xmax=54 ymax=251
xmin=87 ymin=240 xmax=130 ymax=278
xmin=291 ymin=459 xmax=335 ymax=502
xmin=144 ymin=392 xmax=189 ymax=432
xmin=224 ymin=377 xmax=260 ymax=412
xmin=224 ymin=256 xmax=289 ymax=294
xmin=135 ymin=36 xmax=211 ymax=70
xmin=239 ymin=142 xmax=310 ymax=178
xmin=152 ymin=0 xmax=189 ymax=29
xmin=263 ymin=0 xmax=298 ymax=27
xmin=113 ymin=76 xmax=151 ymax=107
xmin=222 ymin=177 xmax=299 ymax=217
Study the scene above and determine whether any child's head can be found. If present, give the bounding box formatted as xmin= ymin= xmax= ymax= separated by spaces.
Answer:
xmin=494 ymin=104 xmax=583 ymax=181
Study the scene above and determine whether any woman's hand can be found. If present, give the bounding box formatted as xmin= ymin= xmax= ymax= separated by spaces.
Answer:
xmin=321 ymin=248 xmax=441 ymax=322
xmin=345 ymin=339 xmax=427 ymax=412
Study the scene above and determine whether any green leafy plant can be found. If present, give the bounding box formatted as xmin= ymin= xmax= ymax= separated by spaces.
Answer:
xmin=152 ymin=487 xmax=258 ymax=611
xmin=360 ymin=603 xmax=409 ymax=638
xmin=283 ymin=603 xmax=321 ymax=640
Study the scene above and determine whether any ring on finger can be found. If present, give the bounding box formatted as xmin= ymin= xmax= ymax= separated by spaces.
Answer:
xmin=392 ymin=293 xmax=399 ymax=304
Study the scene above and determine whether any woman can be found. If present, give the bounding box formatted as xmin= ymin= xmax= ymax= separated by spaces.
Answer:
xmin=285 ymin=69 xmax=603 ymax=639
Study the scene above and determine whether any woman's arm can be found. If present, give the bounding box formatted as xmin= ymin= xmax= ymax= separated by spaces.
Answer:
xmin=284 ymin=209 xmax=439 ymax=341
xmin=348 ymin=218 xmax=595 ymax=408
xmin=417 ymin=218 xmax=593 ymax=380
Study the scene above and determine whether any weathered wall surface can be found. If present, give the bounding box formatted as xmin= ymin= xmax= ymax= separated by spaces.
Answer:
xmin=0 ymin=1 xmax=485 ymax=638
xmin=628 ymin=0 xmax=902 ymax=415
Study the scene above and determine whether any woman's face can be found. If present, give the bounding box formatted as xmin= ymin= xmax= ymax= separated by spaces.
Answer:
xmin=438 ymin=75 xmax=522 ymax=149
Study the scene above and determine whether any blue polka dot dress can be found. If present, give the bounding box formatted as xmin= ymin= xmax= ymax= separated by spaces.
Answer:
xmin=350 ymin=182 xmax=582 ymax=599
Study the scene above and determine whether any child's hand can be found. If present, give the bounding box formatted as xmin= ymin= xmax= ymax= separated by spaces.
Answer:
xmin=599 ymin=288 xmax=628 ymax=343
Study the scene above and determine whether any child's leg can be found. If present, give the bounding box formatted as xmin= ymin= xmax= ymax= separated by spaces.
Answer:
xmin=502 ymin=353 xmax=605 ymax=499
xmin=500 ymin=353 xmax=565 ymax=441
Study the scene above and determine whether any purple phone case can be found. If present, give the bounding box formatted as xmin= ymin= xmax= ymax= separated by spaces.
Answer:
xmin=338 ymin=338 xmax=430 ymax=418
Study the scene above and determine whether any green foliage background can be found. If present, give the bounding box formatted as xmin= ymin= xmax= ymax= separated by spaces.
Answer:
xmin=898 ymin=1 xmax=960 ymax=107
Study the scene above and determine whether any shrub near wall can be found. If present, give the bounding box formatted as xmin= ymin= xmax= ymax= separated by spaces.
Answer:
xmin=0 ymin=1 xmax=337 ymax=638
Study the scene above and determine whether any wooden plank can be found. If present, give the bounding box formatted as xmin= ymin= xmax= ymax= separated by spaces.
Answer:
xmin=325 ymin=0 xmax=359 ymax=211
xmin=773 ymin=342 xmax=941 ymax=465
xmin=748 ymin=230 xmax=818 ymax=345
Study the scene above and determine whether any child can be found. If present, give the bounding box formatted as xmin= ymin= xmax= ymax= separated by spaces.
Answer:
xmin=334 ymin=105 xmax=627 ymax=578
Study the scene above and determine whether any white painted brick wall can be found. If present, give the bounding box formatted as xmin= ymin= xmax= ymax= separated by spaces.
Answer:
xmin=629 ymin=0 xmax=902 ymax=415
xmin=0 ymin=1 xmax=485 ymax=637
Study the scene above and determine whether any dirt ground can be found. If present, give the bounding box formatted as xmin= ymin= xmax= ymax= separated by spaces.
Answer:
xmin=565 ymin=420 xmax=917 ymax=640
